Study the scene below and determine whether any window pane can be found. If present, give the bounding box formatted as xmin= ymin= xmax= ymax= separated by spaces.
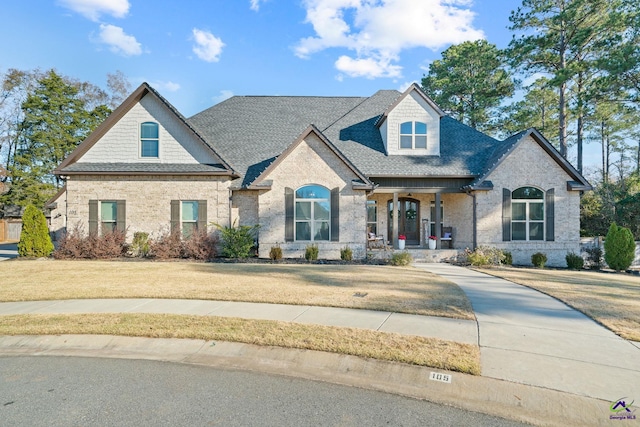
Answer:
xmin=182 ymin=222 xmax=197 ymax=238
xmin=101 ymin=222 xmax=116 ymax=235
xmin=182 ymin=201 xmax=198 ymax=221
xmin=512 ymin=222 xmax=526 ymax=240
xmin=296 ymin=222 xmax=311 ymax=240
xmin=512 ymin=202 xmax=526 ymax=220
xmin=101 ymin=202 xmax=116 ymax=221
xmin=400 ymin=135 xmax=412 ymax=149
xmin=529 ymin=202 xmax=544 ymax=220
xmin=141 ymin=122 xmax=159 ymax=138
xmin=296 ymin=202 xmax=311 ymax=220
xmin=296 ymin=185 xmax=329 ymax=199
xmin=400 ymin=122 xmax=412 ymax=134
xmin=366 ymin=201 xmax=377 ymax=222
xmin=314 ymin=201 xmax=330 ymax=220
xmin=530 ymin=222 xmax=544 ymax=240
xmin=415 ymin=122 xmax=427 ymax=134
xmin=513 ymin=187 xmax=543 ymax=199
xmin=141 ymin=140 xmax=159 ymax=157
xmin=315 ymin=221 xmax=330 ymax=240
xmin=415 ymin=136 xmax=427 ymax=149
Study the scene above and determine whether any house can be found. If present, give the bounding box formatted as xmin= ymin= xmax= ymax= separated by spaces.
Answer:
xmin=50 ymin=83 xmax=591 ymax=266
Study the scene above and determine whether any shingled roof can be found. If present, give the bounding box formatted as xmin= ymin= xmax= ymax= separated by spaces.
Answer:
xmin=187 ymin=88 xmax=510 ymax=187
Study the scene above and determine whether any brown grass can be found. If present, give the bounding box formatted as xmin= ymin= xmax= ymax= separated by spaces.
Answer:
xmin=0 ymin=260 xmax=473 ymax=320
xmin=0 ymin=313 xmax=480 ymax=375
xmin=477 ymin=267 xmax=640 ymax=341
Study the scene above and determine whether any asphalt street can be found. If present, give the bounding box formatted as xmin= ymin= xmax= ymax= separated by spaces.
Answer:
xmin=0 ymin=356 xmax=527 ymax=427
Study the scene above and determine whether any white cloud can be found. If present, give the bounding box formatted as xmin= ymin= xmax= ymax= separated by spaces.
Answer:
xmin=335 ymin=55 xmax=401 ymax=79
xmin=295 ymin=0 xmax=484 ymax=79
xmin=150 ymin=81 xmax=181 ymax=92
xmin=192 ymin=29 xmax=225 ymax=62
xmin=250 ymin=0 xmax=265 ymax=11
xmin=213 ymin=90 xmax=234 ymax=104
xmin=98 ymin=24 xmax=142 ymax=56
xmin=58 ymin=0 xmax=129 ymax=21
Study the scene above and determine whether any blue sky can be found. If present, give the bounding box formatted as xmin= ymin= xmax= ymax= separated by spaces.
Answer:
xmin=0 ymin=0 xmax=600 ymax=169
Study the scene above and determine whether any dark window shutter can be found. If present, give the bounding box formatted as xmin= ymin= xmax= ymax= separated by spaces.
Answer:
xmin=116 ymin=200 xmax=126 ymax=232
xmin=89 ymin=200 xmax=98 ymax=235
xmin=502 ymin=188 xmax=511 ymax=241
xmin=170 ymin=200 xmax=180 ymax=234
xmin=197 ymin=200 xmax=207 ymax=231
xmin=331 ymin=187 xmax=339 ymax=242
xmin=285 ymin=188 xmax=294 ymax=242
xmin=546 ymin=188 xmax=555 ymax=241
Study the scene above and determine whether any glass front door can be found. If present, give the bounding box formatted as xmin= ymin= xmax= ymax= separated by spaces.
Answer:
xmin=388 ymin=198 xmax=420 ymax=245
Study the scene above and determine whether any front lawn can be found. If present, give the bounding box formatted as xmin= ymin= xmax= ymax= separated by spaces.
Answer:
xmin=0 ymin=260 xmax=474 ymax=320
xmin=477 ymin=267 xmax=640 ymax=341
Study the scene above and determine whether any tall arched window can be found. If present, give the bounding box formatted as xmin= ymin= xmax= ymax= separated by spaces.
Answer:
xmin=512 ymin=187 xmax=544 ymax=240
xmin=295 ymin=185 xmax=330 ymax=241
xmin=140 ymin=122 xmax=159 ymax=158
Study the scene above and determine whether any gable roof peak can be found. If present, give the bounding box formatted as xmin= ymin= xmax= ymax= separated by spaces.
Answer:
xmin=376 ymin=83 xmax=445 ymax=128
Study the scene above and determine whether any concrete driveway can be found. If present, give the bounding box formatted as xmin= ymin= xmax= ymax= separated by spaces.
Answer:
xmin=0 ymin=242 xmax=18 ymax=261
xmin=416 ymin=263 xmax=640 ymax=403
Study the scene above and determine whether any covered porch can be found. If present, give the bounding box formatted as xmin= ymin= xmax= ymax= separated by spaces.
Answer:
xmin=366 ymin=177 xmax=475 ymax=250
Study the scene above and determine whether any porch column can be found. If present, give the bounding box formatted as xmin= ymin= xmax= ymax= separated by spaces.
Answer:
xmin=392 ymin=192 xmax=399 ymax=249
xmin=434 ymin=192 xmax=442 ymax=249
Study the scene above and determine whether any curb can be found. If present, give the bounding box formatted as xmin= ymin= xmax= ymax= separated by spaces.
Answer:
xmin=0 ymin=335 xmax=613 ymax=427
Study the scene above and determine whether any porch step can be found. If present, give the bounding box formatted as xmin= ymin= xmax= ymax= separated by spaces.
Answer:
xmin=367 ymin=248 xmax=460 ymax=263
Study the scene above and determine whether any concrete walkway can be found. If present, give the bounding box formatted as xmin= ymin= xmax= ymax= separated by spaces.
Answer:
xmin=416 ymin=263 xmax=640 ymax=403
xmin=0 ymin=298 xmax=478 ymax=345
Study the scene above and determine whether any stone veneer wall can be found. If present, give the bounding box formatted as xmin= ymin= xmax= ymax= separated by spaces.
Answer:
xmin=256 ymin=133 xmax=368 ymax=259
xmin=476 ymin=135 xmax=582 ymax=267
xmin=64 ymin=175 xmax=232 ymax=240
xmin=366 ymin=192 xmax=472 ymax=248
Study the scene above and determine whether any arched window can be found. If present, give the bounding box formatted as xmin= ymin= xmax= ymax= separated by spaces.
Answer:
xmin=140 ymin=122 xmax=159 ymax=157
xmin=512 ymin=187 xmax=544 ymax=240
xmin=399 ymin=121 xmax=427 ymax=149
xmin=295 ymin=185 xmax=330 ymax=241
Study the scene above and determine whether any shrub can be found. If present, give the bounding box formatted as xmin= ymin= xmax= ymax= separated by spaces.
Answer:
xmin=182 ymin=228 xmax=218 ymax=260
xmin=502 ymin=250 xmax=513 ymax=266
xmin=390 ymin=250 xmax=412 ymax=266
xmin=585 ymin=247 xmax=603 ymax=270
xmin=604 ymin=222 xmax=636 ymax=271
xmin=149 ymin=230 xmax=183 ymax=260
xmin=531 ymin=252 xmax=547 ymax=268
xmin=18 ymin=204 xmax=54 ymax=257
xmin=269 ymin=244 xmax=283 ymax=261
xmin=340 ymin=246 xmax=353 ymax=261
xmin=467 ymin=246 xmax=505 ymax=267
xmin=130 ymin=232 xmax=150 ymax=258
xmin=305 ymin=244 xmax=319 ymax=261
xmin=53 ymin=223 xmax=127 ymax=259
xmin=214 ymin=222 xmax=259 ymax=258
xmin=565 ymin=252 xmax=584 ymax=270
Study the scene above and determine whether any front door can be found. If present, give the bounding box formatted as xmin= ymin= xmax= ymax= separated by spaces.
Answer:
xmin=388 ymin=198 xmax=420 ymax=245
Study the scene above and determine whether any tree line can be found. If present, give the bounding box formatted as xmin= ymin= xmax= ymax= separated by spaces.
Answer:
xmin=421 ymin=0 xmax=640 ymax=238
xmin=0 ymin=69 xmax=130 ymax=209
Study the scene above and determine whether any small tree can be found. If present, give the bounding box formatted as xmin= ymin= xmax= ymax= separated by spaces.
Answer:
xmin=604 ymin=222 xmax=636 ymax=271
xmin=214 ymin=222 xmax=259 ymax=258
xmin=17 ymin=204 xmax=54 ymax=257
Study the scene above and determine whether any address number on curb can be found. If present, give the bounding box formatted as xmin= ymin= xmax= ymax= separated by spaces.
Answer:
xmin=429 ymin=372 xmax=452 ymax=383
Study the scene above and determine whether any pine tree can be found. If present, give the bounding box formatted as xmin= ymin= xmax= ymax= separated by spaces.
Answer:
xmin=17 ymin=204 xmax=54 ymax=257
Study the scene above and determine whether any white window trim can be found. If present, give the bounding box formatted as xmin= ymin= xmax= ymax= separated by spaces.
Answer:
xmin=294 ymin=185 xmax=331 ymax=242
xmin=139 ymin=121 xmax=160 ymax=160
xmin=399 ymin=121 xmax=427 ymax=150
xmin=511 ymin=188 xmax=545 ymax=241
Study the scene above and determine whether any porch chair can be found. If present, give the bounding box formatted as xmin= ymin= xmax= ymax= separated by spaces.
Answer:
xmin=441 ymin=226 xmax=453 ymax=249
xmin=367 ymin=227 xmax=388 ymax=250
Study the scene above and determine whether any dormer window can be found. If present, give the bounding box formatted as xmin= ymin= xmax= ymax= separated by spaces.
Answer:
xmin=399 ymin=121 xmax=427 ymax=149
xmin=140 ymin=122 xmax=159 ymax=158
